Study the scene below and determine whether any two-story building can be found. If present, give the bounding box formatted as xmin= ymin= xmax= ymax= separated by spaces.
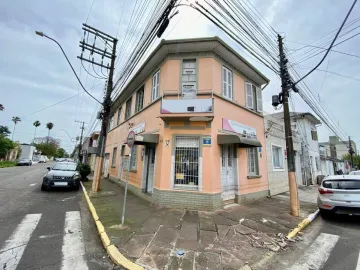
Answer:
xmin=81 ymin=131 xmax=100 ymax=172
xmin=104 ymin=37 xmax=270 ymax=210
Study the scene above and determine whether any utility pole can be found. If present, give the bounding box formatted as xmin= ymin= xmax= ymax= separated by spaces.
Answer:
xmin=348 ymin=136 xmax=354 ymax=170
xmin=274 ymin=34 xmax=299 ymax=217
xmin=78 ymin=24 xmax=117 ymax=192
xmin=75 ymin=120 xmax=86 ymax=163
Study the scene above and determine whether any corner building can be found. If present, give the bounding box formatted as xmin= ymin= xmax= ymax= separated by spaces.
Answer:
xmin=105 ymin=37 xmax=270 ymax=210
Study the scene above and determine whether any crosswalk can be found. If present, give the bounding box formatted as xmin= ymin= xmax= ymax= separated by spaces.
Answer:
xmin=0 ymin=211 xmax=89 ymax=270
xmin=290 ymin=233 xmax=360 ymax=270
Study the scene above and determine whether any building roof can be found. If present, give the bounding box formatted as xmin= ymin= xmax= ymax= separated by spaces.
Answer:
xmin=270 ymin=112 xmax=321 ymax=125
xmin=111 ymin=36 xmax=270 ymax=112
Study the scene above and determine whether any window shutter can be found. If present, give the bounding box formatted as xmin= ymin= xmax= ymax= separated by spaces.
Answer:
xmin=256 ymin=87 xmax=263 ymax=112
xmin=246 ymin=83 xmax=253 ymax=109
xmin=228 ymin=70 xmax=233 ymax=99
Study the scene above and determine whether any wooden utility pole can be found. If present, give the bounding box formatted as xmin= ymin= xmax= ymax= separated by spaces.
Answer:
xmin=78 ymin=24 xmax=117 ymax=192
xmin=278 ymin=34 xmax=299 ymax=217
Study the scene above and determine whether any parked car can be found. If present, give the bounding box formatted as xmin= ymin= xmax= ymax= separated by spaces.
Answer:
xmin=39 ymin=155 xmax=47 ymax=163
xmin=318 ymin=175 xmax=360 ymax=218
xmin=17 ymin=158 xmax=32 ymax=166
xmin=41 ymin=162 xmax=80 ymax=191
xmin=349 ymin=170 xmax=360 ymax=175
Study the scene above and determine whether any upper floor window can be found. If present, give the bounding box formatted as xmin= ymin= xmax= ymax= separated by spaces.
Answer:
xmin=246 ymin=81 xmax=262 ymax=112
xmin=151 ymin=71 xmax=160 ymax=101
xmin=272 ymin=144 xmax=284 ymax=170
xmin=311 ymin=130 xmax=318 ymax=141
xmin=125 ymin=97 xmax=132 ymax=120
xmin=108 ymin=115 xmax=114 ymax=130
xmin=117 ymin=107 xmax=122 ymax=125
xmin=182 ymin=59 xmax=197 ymax=99
xmin=222 ymin=66 xmax=233 ymax=100
xmin=135 ymin=87 xmax=144 ymax=113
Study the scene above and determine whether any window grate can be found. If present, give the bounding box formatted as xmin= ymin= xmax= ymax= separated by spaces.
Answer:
xmin=174 ymin=136 xmax=200 ymax=187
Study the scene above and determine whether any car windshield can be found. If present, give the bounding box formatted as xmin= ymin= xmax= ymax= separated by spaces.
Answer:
xmin=323 ymin=179 xmax=360 ymax=190
xmin=52 ymin=163 xmax=77 ymax=171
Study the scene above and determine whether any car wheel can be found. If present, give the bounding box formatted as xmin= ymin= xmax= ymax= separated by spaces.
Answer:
xmin=320 ymin=209 xmax=333 ymax=219
xmin=74 ymin=185 xmax=80 ymax=191
xmin=41 ymin=184 xmax=47 ymax=191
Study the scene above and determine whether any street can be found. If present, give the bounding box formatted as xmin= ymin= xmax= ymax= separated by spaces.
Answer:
xmin=0 ymin=163 xmax=116 ymax=270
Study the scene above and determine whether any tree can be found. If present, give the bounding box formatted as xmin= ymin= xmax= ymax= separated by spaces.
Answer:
xmin=33 ymin=121 xmax=41 ymax=141
xmin=0 ymin=104 xmax=4 ymax=111
xmin=344 ymin=153 xmax=360 ymax=169
xmin=46 ymin=122 xmax=54 ymax=142
xmin=11 ymin=116 xmax=21 ymax=141
xmin=33 ymin=136 xmax=60 ymax=157
xmin=0 ymin=135 xmax=15 ymax=159
xmin=55 ymin=148 xmax=67 ymax=158
xmin=0 ymin=126 xmax=11 ymax=137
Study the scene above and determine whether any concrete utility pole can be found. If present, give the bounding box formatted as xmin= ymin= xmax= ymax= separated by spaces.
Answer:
xmin=348 ymin=136 xmax=355 ymax=169
xmin=78 ymin=24 xmax=117 ymax=192
xmin=277 ymin=34 xmax=299 ymax=217
xmin=75 ymin=120 xmax=86 ymax=163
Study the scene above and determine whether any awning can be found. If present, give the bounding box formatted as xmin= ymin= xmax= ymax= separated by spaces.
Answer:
xmin=217 ymin=134 xmax=262 ymax=148
xmin=134 ymin=134 xmax=159 ymax=145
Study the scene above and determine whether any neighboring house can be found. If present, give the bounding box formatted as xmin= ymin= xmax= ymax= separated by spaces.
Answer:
xmin=81 ymin=131 xmax=100 ymax=172
xmin=265 ymin=115 xmax=302 ymax=196
xmin=104 ymin=37 xmax=270 ymax=210
xmin=271 ymin=112 xmax=321 ymax=185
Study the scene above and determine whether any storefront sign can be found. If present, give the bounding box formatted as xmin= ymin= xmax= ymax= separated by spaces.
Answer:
xmin=130 ymin=122 xmax=145 ymax=134
xmin=222 ymin=118 xmax=256 ymax=138
xmin=161 ymin=98 xmax=213 ymax=113
xmin=203 ymin=135 xmax=211 ymax=146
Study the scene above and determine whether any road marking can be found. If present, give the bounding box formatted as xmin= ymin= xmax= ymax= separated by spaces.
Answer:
xmin=29 ymin=183 xmax=37 ymax=186
xmin=61 ymin=211 xmax=88 ymax=270
xmin=356 ymin=251 xmax=360 ymax=270
xmin=289 ymin=233 xmax=340 ymax=270
xmin=0 ymin=214 xmax=41 ymax=270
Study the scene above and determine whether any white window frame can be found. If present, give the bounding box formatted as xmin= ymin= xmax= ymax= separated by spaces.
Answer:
xmin=246 ymin=81 xmax=262 ymax=112
xmin=151 ymin=70 xmax=160 ymax=101
xmin=109 ymin=115 xmax=114 ymax=130
xmin=130 ymin=145 xmax=138 ymax=170
xmin=125 ymin=97 xmax=132 ymax=120
xmin=111 ymin=147 xmax=117 ymax=167
xmin=247 ymin=147 xmax=259 ymax=176
xmin=271 ymin=144 xmax=285 ymax=171
xmin=135 ymin=87 xmax=144 ymax=113
xmin=117 ymin=107 xmax=122 ymax=125
xmin=222 ymin=66 xmax=233 ymax=100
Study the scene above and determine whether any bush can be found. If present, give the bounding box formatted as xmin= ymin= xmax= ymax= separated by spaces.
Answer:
xmin=0 ymin=161 xmax=17 ymax=168
xmin=79 ymin=163 xmax=91 ymax=180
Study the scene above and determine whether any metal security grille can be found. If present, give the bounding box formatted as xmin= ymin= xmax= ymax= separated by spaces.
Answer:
xmin=174 ymin=136 xmax=200 ymax=187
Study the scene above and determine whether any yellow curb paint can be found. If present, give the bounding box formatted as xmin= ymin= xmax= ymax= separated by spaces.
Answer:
xmin=80 ymin=182 xmax=144 ymax=270
xmin=287 ymin=209 xmax=319 ymax=239
xmin=107 ymin=245 xmax=144 ymax=270
xmin=100 ymin=231 xmax=111 ymax=247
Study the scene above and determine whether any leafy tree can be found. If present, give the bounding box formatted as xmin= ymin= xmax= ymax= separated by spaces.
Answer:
xmin=0 ymin=104 xmax=4 ymax=111
xmin=33 ymin=136 xmax=60 ymax=157
xmin=0 ymin=126 xmax=11 ymax=137
xmin=11 ymin=116 xmax=21 ymax=141
xmin=55 ymin=148 xmax=67 ymax=158
xmin=0 ymin=135 xmax=15 ymax=159
xmin=33 ymin=121 xmax=41 ymax=141
xmin=344 ymin=153 xmax=360 ymax=169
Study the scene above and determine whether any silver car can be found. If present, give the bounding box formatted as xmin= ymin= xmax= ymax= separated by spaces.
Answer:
xmin=41 ymin=162 xmax=80 ymax=191
xmin=17 ymin=158 xmax=32 ymax=166
xmin=318 ymin=175 xmax=360 ymax=217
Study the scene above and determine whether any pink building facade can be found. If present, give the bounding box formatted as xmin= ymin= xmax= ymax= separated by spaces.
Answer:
xmin=104 ymin=37 xmax=270 ymax=210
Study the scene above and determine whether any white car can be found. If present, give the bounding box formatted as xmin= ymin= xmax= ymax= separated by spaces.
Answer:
xmin=349 ymin=170 xmax=360 ymax=175
xmin=17 ymin=158 xmax=32 ymax=166
xmin=318 ymin=175 xmax=360 ymax=217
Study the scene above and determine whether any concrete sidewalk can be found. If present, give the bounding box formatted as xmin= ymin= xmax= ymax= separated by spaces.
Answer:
xmin=276 ymin=185 xmax=318 ymax=204
xmin=82 ymin=179 xmax=318 ymax=269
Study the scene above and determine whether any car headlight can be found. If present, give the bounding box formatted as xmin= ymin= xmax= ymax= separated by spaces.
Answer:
xmin=73 ymin=174 xmax=80 ymax=180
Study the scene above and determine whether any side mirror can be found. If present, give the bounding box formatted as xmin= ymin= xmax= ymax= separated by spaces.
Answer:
xmin=47 ymin=167 xmax=51 ymax=171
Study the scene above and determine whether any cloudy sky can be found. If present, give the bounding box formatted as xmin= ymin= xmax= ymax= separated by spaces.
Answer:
xmin=1 ymin=0 xmax=360 ymax=154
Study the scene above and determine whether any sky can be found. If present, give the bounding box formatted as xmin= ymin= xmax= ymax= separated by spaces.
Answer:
xmin=0 ymin=0 xmax=360 ymax=154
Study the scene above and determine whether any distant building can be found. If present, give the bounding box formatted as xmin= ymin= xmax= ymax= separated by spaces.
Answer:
xmin=81 ymin=131 xmax=100 ymax=172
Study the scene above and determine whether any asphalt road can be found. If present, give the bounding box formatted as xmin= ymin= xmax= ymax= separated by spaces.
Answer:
xmin=269 ymin=212 xmax=360 ymax=270
xmin=0 ymin=162 xmax=117 ymax=270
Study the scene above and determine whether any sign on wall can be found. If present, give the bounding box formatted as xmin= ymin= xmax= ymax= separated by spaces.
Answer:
xmin=203 ymin=135 xmax=211 ymax=146
xmin=222 ymin=118 xmax=256 ymax=139
xmin=130 ymin=122 xmax=145 ymax=134
xmin=161 ymin=98 xmax=213 ymax=114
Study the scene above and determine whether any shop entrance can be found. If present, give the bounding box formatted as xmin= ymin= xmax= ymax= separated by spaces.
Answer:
xmin=221 ymin=145 xmax=236 ymax=201
xmin=143 ymin=146 xmax=156 ymax=194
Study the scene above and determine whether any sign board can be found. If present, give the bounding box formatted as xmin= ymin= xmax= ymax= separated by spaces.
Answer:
xmin=126 ymin=130 xmax=136 ymax=148
xmin=222 ymin=118 xmax=256 ymax=139
xmin=203 ymin=135 xmax=211 ymax=146
xmin=130 ymin=122 xmax=145 ymax=134
xmin=161 ymin=98 xmax=213 ymax=114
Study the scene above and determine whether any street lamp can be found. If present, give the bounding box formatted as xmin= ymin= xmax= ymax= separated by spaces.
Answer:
xmin=35 ymin=30 xmax=102 ymax=104
xmin=60 ymin=129 xmax=76 ymax=143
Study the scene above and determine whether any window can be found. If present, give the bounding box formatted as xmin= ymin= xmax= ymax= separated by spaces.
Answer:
xmin=112 ymin=147 xmax=117 ymax=167
xmin=151 ymin=71 xmax=160 ymax=101
xmin=246 ymin=81 xmax=262 ymax=112
xmin=311 ymin=130 xmax=318 ymax=141
xmin=130 ymin=145 xmax=138 ymax=170
xmin=181 ymin=59 xmax=196 ymax=98
xmin=117 ymin=107 xmax=122 ymax=125
xmin=135 ymin=87 xmax=144 ymax=113
xmin=247 ymin=148 xmax=259 ymax=176
xmin=222 ymin=66 xmax=233 ymax=99
xmin=125 ymin=98 xmax=132 ymax=120
xmin=315 ymin=156 xmax=320 ymax=171
xmin=174 ymin=136 xmax=200 ymax=188
xmin=108 ymin=115 xmax=114 ymax=130
xmin=272 ymin=145 xmax=284 ymax=170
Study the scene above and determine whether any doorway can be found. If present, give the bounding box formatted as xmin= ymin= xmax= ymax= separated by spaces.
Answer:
xmin=221 ymin=145 xmax=237 ymax=201
xmin=143 ymin=146 xmax=156 ymax=194
xmin=118 ymin=145 xmax=126 ymax=180
xmin=103 ymin=153 xmax=110 ymax=178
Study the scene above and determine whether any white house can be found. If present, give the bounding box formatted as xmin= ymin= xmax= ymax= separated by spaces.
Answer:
xmin=265 ymin=115 xmax=302 ymax=196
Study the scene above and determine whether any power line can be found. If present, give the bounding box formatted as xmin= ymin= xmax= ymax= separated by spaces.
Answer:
xmin=85 ymin=0 xmax=96 ymax=23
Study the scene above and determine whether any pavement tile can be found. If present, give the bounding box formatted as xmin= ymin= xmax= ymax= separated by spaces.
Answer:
xmin=234 ymin=223 xmax=256 ymax=235
xmin=195 ymin=251 xmax=221 ymax=270
xmin=151 ymin=226 xmax=178 ymax=248
xmin=220 ymin=251 xmax=246 ymax=269
xmin=168 ymin=250 xmax=195 ymax=270
xmin=198 ymin=230 xmax=217 ymax=251
xmin=121 ymin=234 xmax=153 ymax=259
xmin=241 ymin=219 xmax=278 ymax=234
xmin=217 ymin=225 xmax=230 ymax=239
xmin=137 ymin=245 xmax=171 ymax=269
xmin=136 ymin=216 xmax=163 ymax=235
xmin=176 ymin=238 xmax=199 ymax=251
xmin=213 ymin=214 xmax=231 ymax=226
xmin=199 ymin=216 xmax=216 ymax=232
xmin=162 ymin=211 xmax=183 ymax=227
xmin=182 ymin=210 xmax=199 ymax=224
xmin=179 ymin=222 xmax=197 ymax=240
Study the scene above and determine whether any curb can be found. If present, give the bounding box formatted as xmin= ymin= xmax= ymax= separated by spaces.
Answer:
xmin=80 ymin=182 xmax=144 ymax=270
xmin=287 ymin=209 xmax=320 ymax=239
